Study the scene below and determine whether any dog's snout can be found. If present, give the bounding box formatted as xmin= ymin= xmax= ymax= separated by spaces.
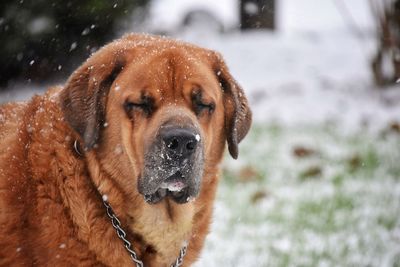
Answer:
xmin=162 ymin=128 xmax=199 ymax=158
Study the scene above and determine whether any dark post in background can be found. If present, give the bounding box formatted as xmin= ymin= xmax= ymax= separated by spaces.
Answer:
xmin=240 ymin=0 xmax=275 ymax=30
xmin=370 ymin=0 xmax=400 ymax=87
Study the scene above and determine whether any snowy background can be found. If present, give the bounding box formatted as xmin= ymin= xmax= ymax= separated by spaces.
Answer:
xmin=1 ymin=0 xmax=400 ymax=266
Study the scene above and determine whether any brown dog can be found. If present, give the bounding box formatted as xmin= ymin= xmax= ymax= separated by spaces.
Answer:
xmin=0 ymin=34 xmax=251 ymax=266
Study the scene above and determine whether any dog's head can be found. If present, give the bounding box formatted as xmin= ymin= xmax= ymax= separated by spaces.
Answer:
xmin=60 ymin=34 xmax=251 ymax=204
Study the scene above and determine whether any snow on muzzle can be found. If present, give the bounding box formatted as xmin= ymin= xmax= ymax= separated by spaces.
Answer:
xmin=138 ymin=125 xmax=204 ymax=204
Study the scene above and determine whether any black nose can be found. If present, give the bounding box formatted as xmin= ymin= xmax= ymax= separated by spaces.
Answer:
xmin=162 ymin=128 xmax=199 ymax=158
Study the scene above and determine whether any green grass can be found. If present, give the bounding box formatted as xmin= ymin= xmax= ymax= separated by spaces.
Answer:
xmin=197 ymin=123 xmax=400 ymax=267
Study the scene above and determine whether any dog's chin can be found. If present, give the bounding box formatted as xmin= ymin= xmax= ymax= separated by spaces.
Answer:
xmin=142 ymin=172 xmax=197 ymax=205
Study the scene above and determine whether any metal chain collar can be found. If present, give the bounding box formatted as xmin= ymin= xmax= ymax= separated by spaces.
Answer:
xmin=103 ymin=199 xmax=188 ymax=267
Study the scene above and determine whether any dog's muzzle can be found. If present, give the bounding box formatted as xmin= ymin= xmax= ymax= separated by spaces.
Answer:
xmin=139 ymin=124 xmax=204 ymax=204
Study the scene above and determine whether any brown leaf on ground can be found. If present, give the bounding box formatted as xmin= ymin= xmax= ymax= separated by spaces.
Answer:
xmin=300 ymin=166 xmax=322 ymax=179
xmin=292 ymin=145 xmax=317 ymax=158
xmin=251 ymin=190 xmax=269 ymax=204
xmin=238 ymin=166 xmax=259 ymax=183
xmin=389 ymin=121 xmax=400 ymax=134
xmin=348 ymin=154 xmax=361 ymax=171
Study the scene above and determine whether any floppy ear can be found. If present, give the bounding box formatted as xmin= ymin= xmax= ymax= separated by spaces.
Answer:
xmin=213 ymin=53 xmax=252 ymax=159
xmin=60 ymin=51 xmax=125 ymax=150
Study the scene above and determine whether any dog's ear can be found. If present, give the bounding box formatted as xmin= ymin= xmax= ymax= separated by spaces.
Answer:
xmin=212 ymin=52 xmax=252 ymax=159
xmin=60 ymin=50 xmax=125 ymax=150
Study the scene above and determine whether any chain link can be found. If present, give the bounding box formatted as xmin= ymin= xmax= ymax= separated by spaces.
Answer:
xmin=170 ymin=243 xmax=187 ymax=267
xmin=103 ymin=200 xmax=144 ymax=267
xmin=102 ymin=199 xmax=188 ymax=267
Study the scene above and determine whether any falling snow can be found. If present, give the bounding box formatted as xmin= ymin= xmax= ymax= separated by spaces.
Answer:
xmin=69 ymin=42 xmax=77 ymax=52
xmin=114 ymin=145 xmax=123 ymax=155
xmin=0 ymin=1 xmax=399 ymax=266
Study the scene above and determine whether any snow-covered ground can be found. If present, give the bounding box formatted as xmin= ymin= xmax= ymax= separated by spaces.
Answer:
xmin=1 ymin=0 xmax=400 ymax=266
xmin=195 ymin=124 xmax=400 ymax=266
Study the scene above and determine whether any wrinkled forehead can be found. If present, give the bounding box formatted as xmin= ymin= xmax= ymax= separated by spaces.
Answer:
xmin=116 ymin=47 xmax=220 ymax=98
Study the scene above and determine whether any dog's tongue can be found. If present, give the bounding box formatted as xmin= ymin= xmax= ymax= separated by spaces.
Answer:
xmin=160 ymin=180 xmax=186 ymax=192
xmin=160 ymin=171 xmax=187 ymax=192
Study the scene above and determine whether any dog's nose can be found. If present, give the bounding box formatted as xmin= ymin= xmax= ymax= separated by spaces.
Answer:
xmin=162 ymin=128 xmax=199 ymax=158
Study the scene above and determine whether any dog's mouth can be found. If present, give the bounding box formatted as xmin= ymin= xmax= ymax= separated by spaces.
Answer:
xmin=144 ymin=171 xmax=193 ymax=204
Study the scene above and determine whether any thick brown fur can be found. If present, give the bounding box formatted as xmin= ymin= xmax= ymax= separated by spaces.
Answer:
xmin=0 ymin=34 xmax=251 ymax=267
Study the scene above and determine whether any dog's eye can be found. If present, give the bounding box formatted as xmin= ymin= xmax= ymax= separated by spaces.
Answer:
xmin=124 ymin=99 xmax=153 ymax=116
xmin=195 ymin=102 xmax=215 ymax=114
xmin=192 ymin=90 xmax=215 ymax=116
xmin=193 ymin=99 xmax=215 ymax=116
xmin=124 ymin=102 xmax=145 ymax=110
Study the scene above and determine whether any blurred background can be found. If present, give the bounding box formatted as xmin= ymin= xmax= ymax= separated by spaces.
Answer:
xmin=1 ymin=0 xmax=400 ymax=266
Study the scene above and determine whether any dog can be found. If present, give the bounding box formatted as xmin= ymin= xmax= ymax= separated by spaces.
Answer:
xmin=0 ymin=34 xmax=251 ymax=266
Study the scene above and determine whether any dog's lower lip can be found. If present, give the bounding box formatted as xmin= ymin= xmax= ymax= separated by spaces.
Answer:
xmin=144 ymin=173 xmax=191 ymax=204
xmin=144 ymin=188 xmax=167 ymax=203
xmin=144 ymin=187 xmax=188 ymax=204
xmin=170 ymin=189 xmax=185 ymax=199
